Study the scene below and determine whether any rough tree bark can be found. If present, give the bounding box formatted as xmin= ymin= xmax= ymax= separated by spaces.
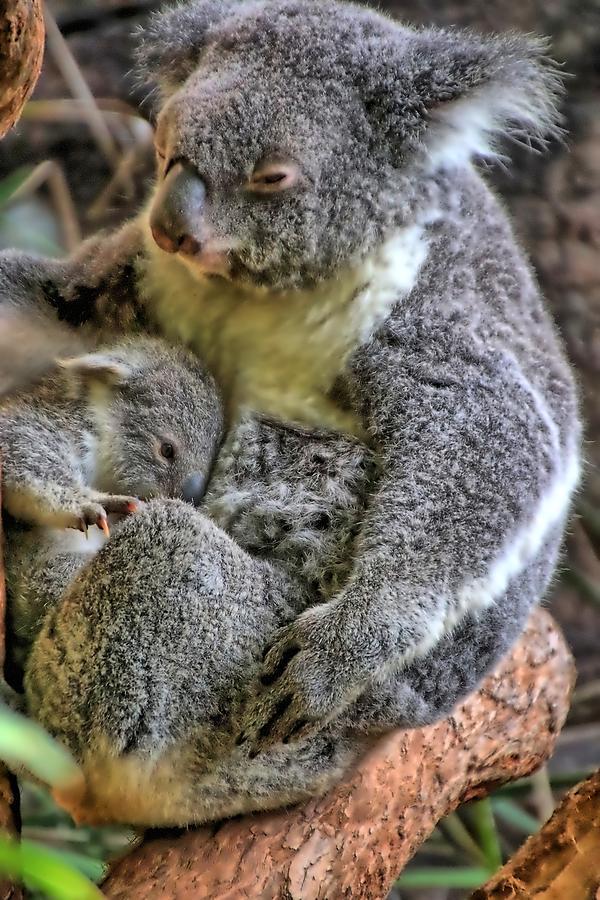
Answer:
xmin=102 ymin=610 xmax=574 ymax=900
xmin=0 ymin=0 xmax=44 ymax=139
xmin=472 ymin=768 xmax=600 ymax=900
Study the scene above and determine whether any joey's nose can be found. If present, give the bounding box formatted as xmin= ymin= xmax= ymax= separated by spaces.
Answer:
xmin=149 ymin=162 xmax=206 ymax=256
xmin=182 ymin=472 xmax=207 ymax=507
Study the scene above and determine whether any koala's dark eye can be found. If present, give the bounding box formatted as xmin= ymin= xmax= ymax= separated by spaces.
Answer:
xmin=160 ymin=441 xmax=176 ymax=461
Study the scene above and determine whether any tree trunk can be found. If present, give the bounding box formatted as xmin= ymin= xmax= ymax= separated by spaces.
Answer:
xmin=0 ymin=0 xmax=44 ymax=139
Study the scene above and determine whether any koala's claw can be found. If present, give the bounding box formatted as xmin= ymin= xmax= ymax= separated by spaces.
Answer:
xmin=68 ymin=494 xmax=138 ymax=534
xmin=102 ymin=496 xmax=139 ymax=516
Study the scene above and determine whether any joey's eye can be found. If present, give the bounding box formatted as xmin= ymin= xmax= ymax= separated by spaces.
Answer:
xmin=260 ymin=172 xmax=286 ymax=185
xmin=160 ymin=441 xmax=176 ymax=461
xmin=248 ymin=161 xmax=300 ymax=194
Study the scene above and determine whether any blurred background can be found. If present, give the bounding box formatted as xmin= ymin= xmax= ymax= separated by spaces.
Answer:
xmin=0 ymin=0 xmax=599 ymax=897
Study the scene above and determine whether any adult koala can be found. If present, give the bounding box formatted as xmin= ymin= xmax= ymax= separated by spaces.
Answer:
xmin=0 ymin=0 xmax=580 ymax=756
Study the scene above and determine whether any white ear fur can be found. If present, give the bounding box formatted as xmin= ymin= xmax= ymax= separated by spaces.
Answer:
xmin=57 ymin=354 xmax=131 ymax=389
xmin=424 ymin=36 xmax=564 ymax=169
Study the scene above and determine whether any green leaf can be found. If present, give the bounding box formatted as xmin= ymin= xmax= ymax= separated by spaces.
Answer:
xmin=0 ymin=167 xmax=34 ymax=207
xmin=439 ymin=811 xmax=488 ymax=866
xmin=396 ymin=865 xmax=493 ymax=889
xmin=466 ymin=798 xmax=503 ymax=870
xmin=0 ymin=706 xmax=82 ymax=787
xmin=38 ymin=846 xmax=106 ymax=882
xmin=492 ymin=797 xmax=541 ymax=835
xmin=0 ymin=837 xmax=103 ymax=900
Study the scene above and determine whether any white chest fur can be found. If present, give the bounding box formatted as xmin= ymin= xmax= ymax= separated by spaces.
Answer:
xmin=139 ymin=225 xmax=428 ymax=433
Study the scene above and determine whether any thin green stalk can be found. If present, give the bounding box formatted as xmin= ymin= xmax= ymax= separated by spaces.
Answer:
xmin=438 ymin=812 xmax=489 ymax=866
xmin=467 ymin=798 xmax=503 ymax=870
xmin=396 ymin=866 xmax=492 ymax=889
xmin=492 ymin=798 xmax=540 ymax=835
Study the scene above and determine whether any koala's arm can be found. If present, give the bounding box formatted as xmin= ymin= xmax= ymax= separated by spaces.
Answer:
xmin=242 ymin=236 xmax=580 ymax=748
xmin=0 ymin=220 xmax=146 ymax=393
xmin=0 ymin=406 xmax=133 ymax=530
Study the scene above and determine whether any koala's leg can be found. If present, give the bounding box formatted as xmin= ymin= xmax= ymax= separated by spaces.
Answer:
xmin=341 ymin=527 xmax=563 ymax=733
xmin=24 ymin=500 xmax=303 ymax=826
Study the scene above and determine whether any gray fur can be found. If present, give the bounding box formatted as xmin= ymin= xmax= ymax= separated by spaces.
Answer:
xmin=2 ymin=336 xmax=224 ymax=676
xmin=0 ymin=0 xmax=581 ymax=821
xmin=0 ymin=335 xmax=223 ymax=528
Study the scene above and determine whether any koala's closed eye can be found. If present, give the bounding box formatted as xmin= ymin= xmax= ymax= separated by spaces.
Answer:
xmin=247 ymin=160 xmax=300 ymax=194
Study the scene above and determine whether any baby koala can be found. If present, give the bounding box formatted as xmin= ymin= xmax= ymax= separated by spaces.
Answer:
xmin=25 ymin=405 xmax=559 ymax=827
xmin=25 ymin=403 xmax=557 ymax=827
xmin=25 ymin=415 xmax=378 ymax=826
xmin=1 ymin=336 xmax=223 ymax=676
xmin=0 ymin=336 xmax=222 ymax=533
xmin=204 ymin=414 xmax=378 ymax=600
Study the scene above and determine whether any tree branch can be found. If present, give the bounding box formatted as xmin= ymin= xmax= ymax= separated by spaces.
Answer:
xmin=0 ymin=0 xmax=45 ymax=139
xmin=472 ymin=768 xmax=600 ymax=899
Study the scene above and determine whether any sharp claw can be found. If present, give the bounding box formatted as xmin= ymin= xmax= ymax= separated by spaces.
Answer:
xmin=282 ymin=719 xmax=310 ymax=745
xmin=260 ymin=646 xmax=299 ymax=686
xmin=97 ymin=516 xmax=110 ymax=538
xmin=126 ymin=500 xmax=139 ymax=514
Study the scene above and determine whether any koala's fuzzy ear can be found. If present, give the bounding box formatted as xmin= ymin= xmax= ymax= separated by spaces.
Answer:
xmin=57 ymin=354 xmax=132 ymax=390
xmin=363 ymin=27 xmax=564 ymax=167
xmin=135 ymin=0 xmax=239 ymax=97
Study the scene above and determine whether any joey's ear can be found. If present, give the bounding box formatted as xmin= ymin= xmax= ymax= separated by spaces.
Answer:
xmin=361 ymin=26 xmax=563 ymax=167
xmin=57 ymin=354 xmax=132 ymax=391
xmin=135 ymin=0 xmax=239 ymax=97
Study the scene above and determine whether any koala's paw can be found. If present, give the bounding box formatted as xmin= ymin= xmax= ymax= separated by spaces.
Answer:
xmin=56 ymin=491 xmax=139 ymax=536
xmin=236 ymin=604 xmax=354 ymax=753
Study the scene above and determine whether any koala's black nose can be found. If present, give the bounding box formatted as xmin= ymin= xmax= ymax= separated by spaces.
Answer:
xmin=182 ymin=472 xmax=207 ymax=507
xmin=150 ymin=161 xmax=206 ymax=256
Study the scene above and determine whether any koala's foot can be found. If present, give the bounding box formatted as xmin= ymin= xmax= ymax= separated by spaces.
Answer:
xmin=50 ymin=769 xmax=88 ymax=824
xmin=236 ymin=604 xmax=356 ymax=753
xmin=48 ymin=491 xmax=138 ymax=535
xmin=65 ymin=492 xmax=140 ymax=536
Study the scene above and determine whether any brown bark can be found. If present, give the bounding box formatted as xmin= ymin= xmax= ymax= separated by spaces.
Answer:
xmin=472 ymin=768 xmax=600 ymax=900
xmin=102 ymin=609 xmax=574 ymax=900
xmin=0 ymin=0 xmax=45 ymax=139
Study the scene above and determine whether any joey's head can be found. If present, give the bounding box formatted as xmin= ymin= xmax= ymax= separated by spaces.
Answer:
xmin=59 ymin=338 xmax=224 ymax=505
xmin=140 ymin=0 xmax=562 ymax=291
